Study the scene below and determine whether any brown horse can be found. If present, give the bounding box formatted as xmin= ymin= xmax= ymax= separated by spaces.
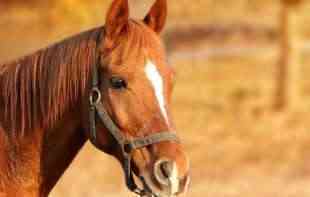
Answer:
xmin=0 ymin=0 xmax=190 ymax=196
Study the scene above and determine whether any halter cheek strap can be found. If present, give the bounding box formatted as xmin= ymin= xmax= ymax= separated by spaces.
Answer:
xmin=89 ymin=66 xmax=180 ymax=196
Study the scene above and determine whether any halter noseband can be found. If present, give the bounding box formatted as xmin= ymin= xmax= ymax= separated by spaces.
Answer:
xmin=89 ymin=63 xmax=180 ymax=196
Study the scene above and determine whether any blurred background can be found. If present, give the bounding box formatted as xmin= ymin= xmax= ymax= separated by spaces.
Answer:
xmin=1 ymin=0 xmax=310 ymax=196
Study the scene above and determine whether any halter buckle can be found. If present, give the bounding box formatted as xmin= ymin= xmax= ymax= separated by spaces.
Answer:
xmin=89 ymin=87 xmax=101 ymax=105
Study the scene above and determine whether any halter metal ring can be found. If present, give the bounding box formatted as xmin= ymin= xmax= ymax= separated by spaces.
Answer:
xmin=90 ymin=87 xmax=101 ymax=105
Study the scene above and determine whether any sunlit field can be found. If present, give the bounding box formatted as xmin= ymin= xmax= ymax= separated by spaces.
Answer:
xmin=1 ymin=1 xmax=310 ymax=196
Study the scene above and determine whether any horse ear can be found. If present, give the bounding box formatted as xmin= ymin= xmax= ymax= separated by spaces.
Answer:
xmin=143 ymin=0 xmax=167 ymax=34
xmin=104 ymin=0 xmax=129 ymax=49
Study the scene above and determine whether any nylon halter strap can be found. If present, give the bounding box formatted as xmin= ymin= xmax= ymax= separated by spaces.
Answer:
xmin=89 ymin=63 xmax=180 ymax=196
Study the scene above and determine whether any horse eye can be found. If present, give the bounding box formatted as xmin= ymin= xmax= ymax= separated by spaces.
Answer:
xmin=110 ymin=77 xmax=127 ymax=89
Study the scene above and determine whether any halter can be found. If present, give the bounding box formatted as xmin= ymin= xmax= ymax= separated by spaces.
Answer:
xmin=88 ymin=60 xmax=180 ymax=196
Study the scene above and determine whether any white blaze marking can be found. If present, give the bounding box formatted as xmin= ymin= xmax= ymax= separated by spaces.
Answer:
xmin=169 ymin=162 xmax=179 ymax=195
xmin=145 ymin=60 xmax=169 ymax=123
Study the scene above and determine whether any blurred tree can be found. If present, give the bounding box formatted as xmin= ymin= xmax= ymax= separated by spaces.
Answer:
xmin=274 ymin=0 xmax=303 ymax=110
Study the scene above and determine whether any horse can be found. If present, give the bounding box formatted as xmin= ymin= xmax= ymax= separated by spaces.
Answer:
xmin=0 ymin=0 xmax=190 ymax=196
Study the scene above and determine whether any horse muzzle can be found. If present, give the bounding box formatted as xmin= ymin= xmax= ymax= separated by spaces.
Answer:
xmin=135 ymin=157 xmax=190 ymax=197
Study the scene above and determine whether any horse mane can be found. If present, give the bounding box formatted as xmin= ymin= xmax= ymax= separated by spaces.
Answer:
xmin=0 ymin=27 xmax=102 ymax=135
xmin=0 ymin=20 xmax=166 ymax=136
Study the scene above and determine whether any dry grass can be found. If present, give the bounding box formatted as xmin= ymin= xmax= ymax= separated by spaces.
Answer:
xmin=1 ymin=1 xmax=310 ymax=196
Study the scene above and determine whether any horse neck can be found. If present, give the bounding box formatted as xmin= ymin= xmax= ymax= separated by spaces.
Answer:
xmin=39 ymin=108 xmax=87 ymax=196
xmin=0 ymin=27 xmax=103 ymax=196
xmin=0 ymin=108 xmax=86 ymax=196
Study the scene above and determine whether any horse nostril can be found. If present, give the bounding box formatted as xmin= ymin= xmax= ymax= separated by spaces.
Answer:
xmin=154 ymin=160 xmax=174 ymax=186
xmin=160 ymin=161 xmax=173 ymax=178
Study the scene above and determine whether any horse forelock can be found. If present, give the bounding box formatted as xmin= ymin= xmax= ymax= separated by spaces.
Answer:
xmin=103 ymin=20 xmax=166 ymax=68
